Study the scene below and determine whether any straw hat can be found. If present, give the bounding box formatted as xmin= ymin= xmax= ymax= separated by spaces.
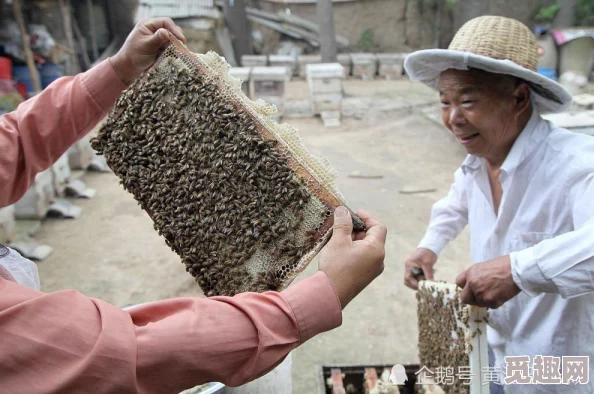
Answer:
xmin=404 ymin=16 xmax=572 ymax=114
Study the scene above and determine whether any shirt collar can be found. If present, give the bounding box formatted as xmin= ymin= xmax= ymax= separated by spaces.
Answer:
xmin=460 ymin=110 xmax=549 ymax=176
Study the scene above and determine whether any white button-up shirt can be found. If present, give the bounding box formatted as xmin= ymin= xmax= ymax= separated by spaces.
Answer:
xmin=418 ymin=110 xmax=594 ymax=393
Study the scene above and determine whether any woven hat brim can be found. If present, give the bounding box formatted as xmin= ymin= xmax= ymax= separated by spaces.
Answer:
xmin=404 ymin=49 xmax=573 ymax=114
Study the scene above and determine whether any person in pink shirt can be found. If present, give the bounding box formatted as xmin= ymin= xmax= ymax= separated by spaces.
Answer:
xmin=0 ymin=18 xmax=387 ymax=394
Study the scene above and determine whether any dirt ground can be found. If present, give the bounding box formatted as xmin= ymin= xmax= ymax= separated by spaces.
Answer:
xmin=33 ymin=80 xmax=472 ymax=393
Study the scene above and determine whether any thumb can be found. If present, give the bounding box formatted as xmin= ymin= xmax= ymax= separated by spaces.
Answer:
xmin=455 ymin=269 xmax=468 ymax=289
xmin=331 ymin=206 xmax=353 ymax=243
xmin=145 ymin=28 xmax=171 ymax=51
xmin=421 ymin=262 xmax=435 ymax=280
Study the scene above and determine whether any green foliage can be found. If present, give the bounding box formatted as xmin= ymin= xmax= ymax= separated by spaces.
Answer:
xmin=359 ymin=29 xmax=376 ymax=52
xmin=535 ymin=3 xmax=561 ymax=22
xmin=445 ymin=0 xmax=458 ymax=7
xmin=576 ymin=0 xmax=594 ymax=26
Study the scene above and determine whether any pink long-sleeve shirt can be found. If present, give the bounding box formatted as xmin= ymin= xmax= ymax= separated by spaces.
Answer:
xmin=0 ymin=59 xmax=342 ymax=393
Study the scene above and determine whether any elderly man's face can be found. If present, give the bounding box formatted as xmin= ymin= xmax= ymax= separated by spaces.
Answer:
xmin=438 ymin=69 xmax=529 ymax=160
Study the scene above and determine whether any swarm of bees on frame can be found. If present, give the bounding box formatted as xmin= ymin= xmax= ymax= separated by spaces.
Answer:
xmin=91 ymin=38 xmax=364 ymax=297
xmin=416 ymin=282 xmax=488 ymax=394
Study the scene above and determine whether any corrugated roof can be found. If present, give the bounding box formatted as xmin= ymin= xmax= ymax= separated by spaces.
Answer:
xmin=135 ymin=0 xmax=220 ymax=22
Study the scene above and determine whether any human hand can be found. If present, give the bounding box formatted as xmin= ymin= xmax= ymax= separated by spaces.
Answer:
xmin=110 ymin=18 xmax=187 ymax=85
xmin=455 ymin=255 xmax=521 ymax=309
xmin=318 ymin=207 xmax=387 ymax=309
xmin=404 ymin=248 xmax=437 ymax=290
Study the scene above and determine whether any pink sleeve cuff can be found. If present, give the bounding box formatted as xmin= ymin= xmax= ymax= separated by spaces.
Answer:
xmin=281 ymin=271 xmax=342 ymax=344
xmin=81 ymin=59 xmax=127 ymax=112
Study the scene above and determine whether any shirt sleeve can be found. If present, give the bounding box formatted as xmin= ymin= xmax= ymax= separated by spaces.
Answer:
xmin=0 ymin=271 xmax=342 ymax=393
xmin=511 ymin=162 xmax=594 ymax=299
xmin=0 ymin=59 xmax=126 ymax=207
xmin=418 ymin=167 xmax=469 ymax=256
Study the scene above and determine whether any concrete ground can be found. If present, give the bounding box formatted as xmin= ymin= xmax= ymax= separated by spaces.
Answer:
xmin=33 ymin=79 xmax=472 ymax=393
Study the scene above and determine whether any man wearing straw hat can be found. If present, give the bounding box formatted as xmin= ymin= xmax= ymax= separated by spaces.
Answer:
xmin=403 ymin=16 xmax=593 ymax=393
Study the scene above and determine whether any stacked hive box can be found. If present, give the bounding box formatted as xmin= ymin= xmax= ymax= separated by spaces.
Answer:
xmin=241 ymin=55 xmax=267 ymax=68
xmin=376 ymin=53 xmax=406 ymax=80
xmin=351 ymin=53 xmax=378 ymax=80
xmin=228 ymin=67 xmax=251 ymax=96
xmin=268 ymin=54 xmax=297 ymax=77
xmin=0 ymin=205 xmax=16 ymax=244
xmin=249 ymin=66 xmax=292 ymax=116
xmin=69 ymin=133 xmax=97 ymax=170
xmin=14 ymin=169 xmax=55 ymax=220
xmin=51 ymin=153 xmax=72 ymax=197
xmin=298 ymin=54 xmax=321 ymax=78
xmin=307 ymin=63 xmax=344 ymax=127
xmin=337 ymin=53 xmax=352 ymax=77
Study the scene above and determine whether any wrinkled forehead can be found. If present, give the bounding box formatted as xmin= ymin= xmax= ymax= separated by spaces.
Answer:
xmin=438 ymin=68 xmax=516 ymax=95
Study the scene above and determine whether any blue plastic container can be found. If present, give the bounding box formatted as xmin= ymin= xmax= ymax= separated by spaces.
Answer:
xmin=537 ymin=67 xmax=558 ymax=81
xmin=12 ymin=65 xmax=39 ymax=95
xmin=40 ymin=63 xmax=64 ymax=89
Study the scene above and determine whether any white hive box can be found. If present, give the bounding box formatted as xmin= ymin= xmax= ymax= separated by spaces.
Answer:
xmin=376 ymin=53 xmax=406 ymax=79
xmin=249 ymin=66 xmax=292 ymax=115
xmin=351 ymin=53 xmax=378 ymax=80
xmin=298 ymin=54 xmax=321 ymax=78
xmin=0 ymin=205 xmax=16 ymax=244
xmin=69 ymin=134 xmax=96 ymax=170
xmin=51 ymin=152 xmax=72 ymax=197
xmin=241 ymin=54 xmax=267 ymax=68
xmin=228 ymin=67 xmax=252 ymax=97
xmin=306 ymin=63 xmax=344 ymax=95
xmin=14 ymin=169 xmax=55 ymax=220
xmin=337 ymin=53 xmax=352 ymax=77
xmin=269 ymin=54 xmax=297 ymax=76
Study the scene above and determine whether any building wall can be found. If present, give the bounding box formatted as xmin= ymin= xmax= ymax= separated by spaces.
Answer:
xmin=252 ymin=0 xmax=550 ymax=52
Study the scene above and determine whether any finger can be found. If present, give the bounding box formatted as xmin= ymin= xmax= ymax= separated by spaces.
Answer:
xmin=144 ymin=17 xmax=186 ymax=43
xmin=459 ymin=285 xmax=476 ymax=305
xmin=142 ymin=28 xmax=171 ymax=52
xmin=420 ymin=262 xmax=434 ymax=280
xmin=404 ymin=269 xmax=419 ymax=290
xmin=455 ymin=269 xmax=468 ymax=289
xmin=329 ymin=206 xmax=353 ymax=244
xmin=353 ymin=231 xmax=366 ymax=241
xmin=355 ymin=211 xmax=387 ymax=245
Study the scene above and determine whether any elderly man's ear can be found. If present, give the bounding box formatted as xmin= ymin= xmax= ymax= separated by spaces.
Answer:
xmin=512 ymin=82 xmax=532 ymax=114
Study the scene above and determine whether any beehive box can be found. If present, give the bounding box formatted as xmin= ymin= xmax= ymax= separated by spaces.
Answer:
xmin=228 ymin=67 xmax=251 ymax=97
xmin=298 ymin=54 xmax=322 ymax=78
xmin=306 ymin=63 xmax=344 ymax=95
xmin=91 ymin=35 xmax=365 ymax=297
xmin=68 ymin=134 xmax=97 ymax=170
xmin=51 ymin=152 xmax=72 ymax=196
xmin=14 ymin=169 xmax=55 ymax=220
xmin=249 ymin=66 xmax=292 ymax=114
xmin=376 ymin=53 xmax=406 ymax=80
xmin=417 ymin=281 xmax=490 ymax=394
xmin=241 ymin=54 xmax=267 ymax=67
xmin=311 ymin=93 xmax=342 ymax=115
xmin=0 ymin=205 xmax=16 ymax=244
xmin=337 ymin=53 xmax=352 ymax=77
xmin=268 ymin=54 xmax=297 ymax=76
xmin=351 ymin=53 xmax=378 ymax=80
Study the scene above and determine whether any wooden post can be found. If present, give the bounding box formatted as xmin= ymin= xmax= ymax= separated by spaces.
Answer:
xmin=223 ymin=0 xmax=252 ymax=61
xmin=86 ymin=0 xmax=99 ymax=60
xmin=72 ymin=16 xmax=91 ymax=70
xmin=317 ymin=0 xmax=338 ymax=63
xmin=12 ymin=0 xmax=42 ymax=93
xmin=59 ymin=0 xmax=80 ymax=75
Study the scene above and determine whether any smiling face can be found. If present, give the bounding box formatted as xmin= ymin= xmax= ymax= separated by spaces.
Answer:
xmin=438 ymin=68 xmax=532 ymax=166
